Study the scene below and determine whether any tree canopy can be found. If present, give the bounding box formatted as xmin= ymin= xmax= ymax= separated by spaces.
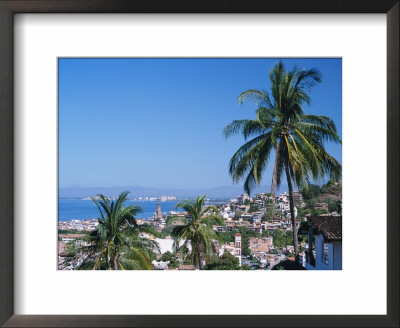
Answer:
xmin=80 ymin=191 xmax=160 ymax=270
xmin=169 ymin=195 xmax=224 ymax=269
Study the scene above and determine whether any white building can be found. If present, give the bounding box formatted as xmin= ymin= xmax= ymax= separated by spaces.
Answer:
xmin=240 ymin=213 xmax=253 ymax=221
xmin=218 ymin=233 xmax=242 ymax=266
xmin=251 ymin=212 xmax=263 ymax=223
xmin=298 ymin=216 xmax=342 ymax=270
xmin=237 ymin=194 xmax=250 ymax=205
xmin=234 ymin=233 xmax=242 ymax=266
xmin=222 ymin=205 xmax=234 ymax=219
xmin=284 ymin=207 xmax=297 ymax=219
xmin=152 ymin=260 xmax=169 ymax=270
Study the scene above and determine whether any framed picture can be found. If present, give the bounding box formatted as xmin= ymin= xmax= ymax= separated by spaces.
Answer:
xmin=0 ymin=0 xmax=398 ymax=327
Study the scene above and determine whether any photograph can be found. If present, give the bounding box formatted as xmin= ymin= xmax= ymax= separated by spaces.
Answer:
xmin=58 ymin=58 xmax=342 ymax=271
xmin=1 ymin=1 xmax=397 ymax=325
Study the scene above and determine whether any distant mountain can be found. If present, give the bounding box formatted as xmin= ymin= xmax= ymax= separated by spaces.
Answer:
xmin=59 ymin=184 xmax=288 ymax=199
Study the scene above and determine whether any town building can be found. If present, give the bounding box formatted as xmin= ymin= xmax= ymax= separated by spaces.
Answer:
xmin=248 ymin=236 xmax=273 ymax=255
xmin=237 ymin=194 xmax=250 ymax=205
xmin=152 ymin=260 xmax=169 ymax=270
xmin=153 ymin=203 xmax=166 ymax=228
xmin=155 ymin=203 xmax=162 ymax=219
xmin=298 ymin=216 xmax=342 ymax=270
xmin=235 ymin=233 xmax=242 ymax=260
xmin=292 ymin=190 xmax=304 ymax=206
xmin=217 ymin=233 xmax=242 ymax=266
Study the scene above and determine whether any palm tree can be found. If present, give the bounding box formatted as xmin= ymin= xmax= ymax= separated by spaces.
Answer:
xmin=224 ymin=61 xmax=342 ymax=260
xmin=82 ymin=191 xmax=160 ymax=270
xmin=168 ymin=196 xmax=224 ymax=269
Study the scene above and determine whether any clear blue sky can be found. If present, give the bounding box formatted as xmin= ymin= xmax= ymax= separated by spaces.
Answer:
xmin=59 ymin=58 xmax=342 ymax=190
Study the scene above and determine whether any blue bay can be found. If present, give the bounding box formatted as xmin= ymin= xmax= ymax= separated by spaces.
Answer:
xmin=58 ymin=199 xmax=224 ymax=221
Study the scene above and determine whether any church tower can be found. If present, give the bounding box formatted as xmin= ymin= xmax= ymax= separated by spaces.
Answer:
xmin=155 ymin=203 xmax=162 ymax=219
xmin=235 ymin=233 xmax=242 ymax=266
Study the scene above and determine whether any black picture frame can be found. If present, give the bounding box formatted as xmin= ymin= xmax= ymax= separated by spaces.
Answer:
xmin=0 ymin=1 xmax=398 ymax=327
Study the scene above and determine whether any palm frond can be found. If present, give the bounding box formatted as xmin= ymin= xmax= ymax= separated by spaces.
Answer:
xmin=237 ymin=89 xmax=273 ymax=108
xmin=223 ymin=119 xmax=264 ymax=140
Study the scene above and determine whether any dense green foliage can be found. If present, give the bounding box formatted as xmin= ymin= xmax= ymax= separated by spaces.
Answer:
xmin=218 ymin=230 xmax=236 ymax=245
xmin=234 ymin=210 xmax=243 ymax=220
xmin=249 ymin=204 xmax=259 ymax=213
xmin=79 ymin=191 xmax=160 ymax=270
xmin=261 ymin=208 xmax=275 ymax=221
xmin=64 ymin=241 xmax=80 ymax=257
xmin=296 ymin=207 xmax=311 ymax=219
xmin=58 ymin=229 xmax=90 ymax=235
xmin=301 ymin=184 xmax=321 ymax=200
xmin=326 ymin=198 xmax=339 ymax=212
xmin=273 ymin=229 xmax=297 ymax=249
xmin=159 ymin=251 xmax=179 ymax=269
xmin=205 ymin=251 xmax=241 ymax=270
xmin=205 ymin=251 xmax=250 ymax=270
xmin=244 ymin=248 xmax=252 ymax=257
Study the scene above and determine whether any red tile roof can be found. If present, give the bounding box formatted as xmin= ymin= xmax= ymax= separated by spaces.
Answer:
xmin=308 ymin=216 xmax=342 ymax=241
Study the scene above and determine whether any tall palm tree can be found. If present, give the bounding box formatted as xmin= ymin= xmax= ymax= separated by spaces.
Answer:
xmin=224 ymin=61 xmax=342 ymax=260
xmin=82 ymin=191 xmax=160 ymax=270
xmin=168 ymin=196 xmax=224 ymax=269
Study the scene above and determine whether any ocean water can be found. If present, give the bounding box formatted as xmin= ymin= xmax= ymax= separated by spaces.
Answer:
xmin=58 ymin=199 xmax=182 ymax=221
xmin=58 ymin=199 xmax=224 ymax=221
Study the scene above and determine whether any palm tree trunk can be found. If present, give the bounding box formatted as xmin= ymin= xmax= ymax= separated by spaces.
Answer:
xmin=106 ymin=249 xmax=111 ymax=270
xmin=193 ymin=255 xmax=200 ymax=270
xmin=270 ymin=141 xmax=281 ymax=200
xmin=284 ymin=162 xmax=299 ymax=262
xmin=270 ymin=141 xmax=281 ymax=219
xmin=196 ymin=245 xmax=203 ymax=270
xmin=113 ymin=256 xmax=118 ymax=270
